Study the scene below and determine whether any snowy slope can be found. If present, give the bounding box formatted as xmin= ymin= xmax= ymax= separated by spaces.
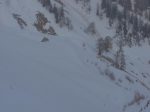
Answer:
xmin=0 ymin=26 xmax=128 ymax=112
xmin=0 ymin=0 xmax=150 ymax=112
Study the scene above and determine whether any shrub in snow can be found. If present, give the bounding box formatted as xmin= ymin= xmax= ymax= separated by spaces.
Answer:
xmin=12 ymin=13 xmax=27 ymax=29
xmin=97 ymin=38 xmax=105 ymax=56
xmin=85 ymin=22 xmax=96 ymax=35
xmin=104 ymin=68 xmax=115 ymax=81
xmin=115 ymin=42 xmax=126 ymax=70
xmin=125 ymin=76 xmax=134 ymax=84
xmin=128 ymin=92 xmax=145 ymax=106
xmin=34 ymin=12 xmax=48 ymax=32
xmin=59 ymin=16 xmax=73 ymax=30
xmin=104 ymin=36 xmax=113 ymax=52
xmin=34 ymin=12 xmax=56 ymax=35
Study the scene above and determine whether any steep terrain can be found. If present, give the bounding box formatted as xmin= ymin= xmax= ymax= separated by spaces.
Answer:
xmin=0 ymin=0 xmax=150 ymax=112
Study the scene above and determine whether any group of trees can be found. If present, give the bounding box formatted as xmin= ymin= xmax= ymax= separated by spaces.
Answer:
xmin=97 ymin=0 xmax=150 ymax=70
xmin=100 ymin=0 xmax=150 ymax=47
xmin=97 ymin=36 xmax=126 ymax=70
xmin=38 ymin=0 xmax=63 ymax=23
xmin=38 ymin=0 xmax=73 ymax=30
xmin=97 ymin=36 xmax=112 ymax=56
xmin=116 ymin=12 xmax=150 ymax=46
xmin=134 ymin=0 xmax=150 ymax=13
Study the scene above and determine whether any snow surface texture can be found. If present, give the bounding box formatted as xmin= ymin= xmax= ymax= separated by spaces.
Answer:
xmin=0 ymin=0 xmax=150 ymax=112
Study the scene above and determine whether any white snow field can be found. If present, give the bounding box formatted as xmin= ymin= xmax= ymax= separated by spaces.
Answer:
xmin=0 ymin=0 xmax=150 ymax=112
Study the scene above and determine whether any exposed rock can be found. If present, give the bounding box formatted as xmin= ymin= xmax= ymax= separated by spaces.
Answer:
xmin=47 ymin=26 xmax=56 ymax=35
xmin=41 ymin=37 xmax=49 ymax=42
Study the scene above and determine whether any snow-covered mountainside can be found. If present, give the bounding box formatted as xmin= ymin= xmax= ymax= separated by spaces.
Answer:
xmin=0 ymin=0 xmax=150 ymax=112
